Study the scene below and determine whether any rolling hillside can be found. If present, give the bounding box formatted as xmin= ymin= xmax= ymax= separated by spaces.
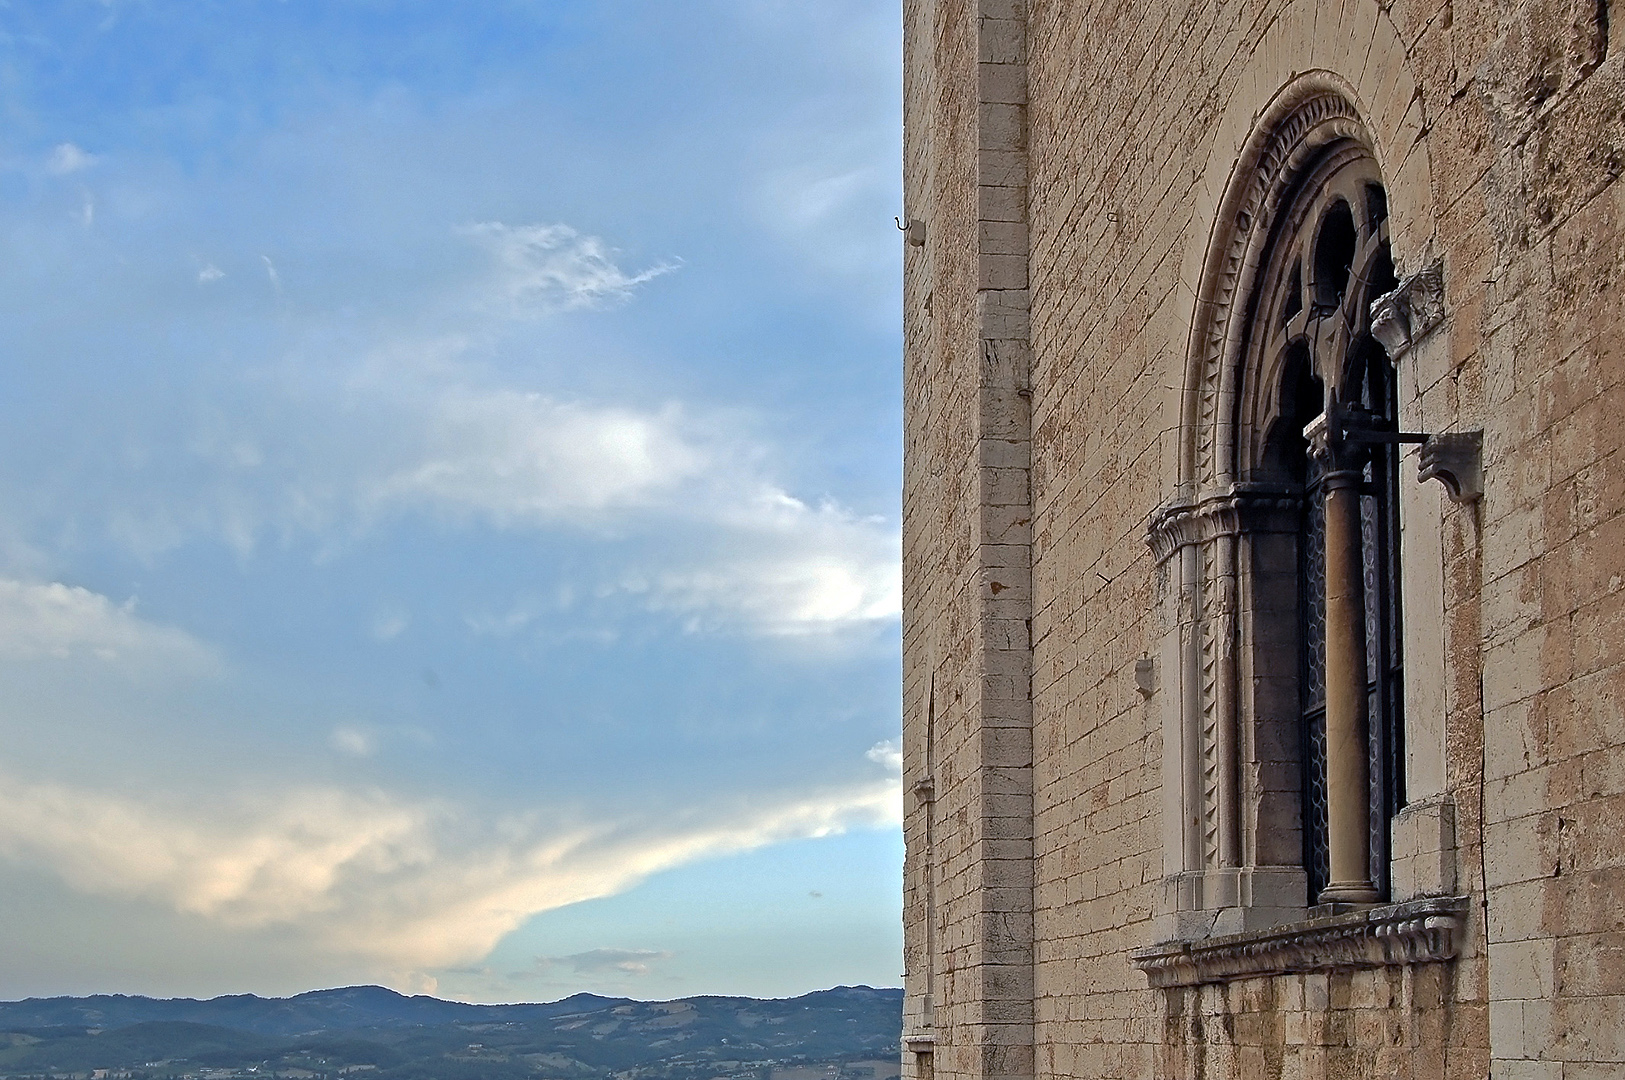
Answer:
xmin=0 ymin=985 xmax=903 ymax=1080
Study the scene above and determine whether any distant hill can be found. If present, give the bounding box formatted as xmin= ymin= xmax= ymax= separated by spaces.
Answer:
xmin=0 ymin=985 xmax=903 ymax=1080
xmin=0 ymin=985 xmax=626 ymax=1038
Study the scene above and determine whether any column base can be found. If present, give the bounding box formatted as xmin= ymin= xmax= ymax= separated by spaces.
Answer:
xmin=1317 ymin=880 xmax=1381 ymax=905
xmin=1153 ymin=867 xmax=1309 ymax=939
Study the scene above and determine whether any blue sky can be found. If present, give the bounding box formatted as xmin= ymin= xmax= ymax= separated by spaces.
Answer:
xmin=0 ymin=0 xmax=903 ymax=1003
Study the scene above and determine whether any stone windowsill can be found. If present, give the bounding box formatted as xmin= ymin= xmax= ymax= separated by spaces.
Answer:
xmin=1130 ymin=895 xmax=1469 ymax=988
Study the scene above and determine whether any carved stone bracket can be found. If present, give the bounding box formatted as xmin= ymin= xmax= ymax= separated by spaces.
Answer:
xmin=1419 ymin=430 xmax=1484 ymax=503
xmin=1130 ymin=895 xmax=1469 ymax=987
xmin=1146 ymin=488 xmax=1302 ymax=564
xmin=1370 ymin=261 xmax=1445 ymax=360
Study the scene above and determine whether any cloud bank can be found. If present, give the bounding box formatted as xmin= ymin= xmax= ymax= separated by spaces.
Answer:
xmin=0 ymin=765 xmax=901 ymax=977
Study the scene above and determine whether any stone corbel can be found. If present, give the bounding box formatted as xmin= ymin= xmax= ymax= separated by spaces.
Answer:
xmin=1418 ymin=430 xmax=1483 ymax=503
xmin=1310 ymin=403 xmax=1485 ymax=505
xmin=1370 ymin=261 xmax=1445 ymax=360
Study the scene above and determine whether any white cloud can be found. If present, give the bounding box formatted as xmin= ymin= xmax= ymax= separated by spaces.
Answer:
xmin=865 ymin=740 xmax=901 ymax=774
xmin=462 ymin=222 xmax=678 ymax=316
xmin=0 ymin=755 xmax=901 ymax=976
xmin=46 ymin=143 xmax=96 ymax=176
xmin=0 ymin=778 xmax=433 ymax=928
xmin=0 ymin=579 xmax=215 ymax=671
xmin=343 ymin=383 xmax=897 ymax=635
xmin=643 ymin=487 xmax=900 ymax=633
xmin=198 ymin=264 xmax=225 ymax=283
xmin=96 ymin=221 xmax=895 ymax=638
xmin=369 ymin=390 xmax=710 ymax=521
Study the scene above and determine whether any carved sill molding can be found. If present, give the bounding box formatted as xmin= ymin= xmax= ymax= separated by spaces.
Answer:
xmin=1131 ymin=895 xmax=1469 ymax=988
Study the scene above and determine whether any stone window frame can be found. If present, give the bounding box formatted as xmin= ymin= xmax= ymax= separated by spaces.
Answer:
xmin=1138 ymin=74 xmax=1465 ymax=978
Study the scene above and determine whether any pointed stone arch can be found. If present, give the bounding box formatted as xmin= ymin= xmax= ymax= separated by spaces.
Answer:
xmin=1149 ymin=71 xmax=1409 ymax=935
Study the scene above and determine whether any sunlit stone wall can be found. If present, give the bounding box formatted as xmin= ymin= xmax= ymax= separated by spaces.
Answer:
xmin=903 ymin=1 xmax=1625 ymax=1078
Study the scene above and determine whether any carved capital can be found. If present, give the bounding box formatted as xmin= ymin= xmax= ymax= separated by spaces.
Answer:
xmin=1147 ymin=488 xmax=1302 ymax=563
xmin=1131 ymin=895 xmax=1469 ymax=987
xmin=1370 ymin=261 xmax=1445 ymax=359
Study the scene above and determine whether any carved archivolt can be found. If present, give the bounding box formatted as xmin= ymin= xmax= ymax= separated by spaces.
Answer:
xmin=1180 ymin=74 xmax=1375 ymax=498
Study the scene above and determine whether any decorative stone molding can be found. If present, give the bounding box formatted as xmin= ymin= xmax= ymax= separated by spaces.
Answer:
xmin=1130 ymin=895 xmax=1468 ymax=988
xmin=1146 ymin=488 xmax=1302 ymax=564
xmin=903 ymin=1034 xmax=935 ymax=1054
xmin=1369 ymin=261 xmax=1445 ymax=360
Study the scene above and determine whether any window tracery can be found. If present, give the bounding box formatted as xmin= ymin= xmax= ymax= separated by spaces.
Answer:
xmin=1248 ymin=154 xmax=1404 ymax=904
xmin=1146 ymin=80 xmax=1414 ymax=938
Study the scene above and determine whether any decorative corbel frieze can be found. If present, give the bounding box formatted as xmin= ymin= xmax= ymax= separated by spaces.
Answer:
xmin=1370 ymin=261 xmax=1445 ymax=360
xmin=1130 ymin=895 xmax=1468 ymax=987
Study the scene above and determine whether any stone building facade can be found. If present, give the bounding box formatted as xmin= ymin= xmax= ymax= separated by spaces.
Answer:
xmin=898 ymin=1 xmax=1625 ymax=1078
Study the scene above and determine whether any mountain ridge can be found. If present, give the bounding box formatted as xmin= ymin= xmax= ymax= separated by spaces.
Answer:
xmin=0 ymin=985 xmax=904 ymax=1080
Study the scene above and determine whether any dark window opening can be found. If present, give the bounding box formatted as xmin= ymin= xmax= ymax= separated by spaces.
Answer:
xmin=1364 ymin=184 xmax=1388 ymax=234
xmin=1312 ymin=201 xmax=1358 ymax=309
xmin=1282 ymin=260 xmax=1303 ymax=325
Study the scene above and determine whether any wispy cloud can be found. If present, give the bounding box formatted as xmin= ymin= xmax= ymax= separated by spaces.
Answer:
xmin=0 ymin=579 xmax=216 ymax=671
xmin=329 ymin=726 xmax=377 ymax=757
xmin=370 ymin=390 xmax=899 ymax=633
xmin=0 ymin=758 xmax=901 ymax=976
xmin=45 ymin=143 xmax=96 ymax=176
xmin=369 ymin=608 xmax=410 ymax=641
xmin=368 ymin=390 xmax=709 ymax=521
xmin=462 ymin=222 xmax=678 ymax=316
xmin=165 ymin=364 xmax=898 ymax=636
xmin=535 ymin=948 xmax=674 ymax=976
xmin=638 ymin=489 xmax=900 ymax=634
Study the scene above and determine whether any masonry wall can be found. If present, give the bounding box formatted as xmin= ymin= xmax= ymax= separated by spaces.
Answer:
xmin=902 ymin=1 xmax=1625 ymax=1078
xmin=903 ymin=4 xmax=1036 ymax=1080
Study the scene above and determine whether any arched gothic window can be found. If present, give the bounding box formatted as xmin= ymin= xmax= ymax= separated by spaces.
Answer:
xmin=1250 ymin=153 xmax=1404 ymax=904
xmin=1148 ymin=80 xmax=1411 ymax=934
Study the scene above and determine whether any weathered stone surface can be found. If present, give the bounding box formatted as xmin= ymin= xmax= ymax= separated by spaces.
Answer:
xmin=902 ymin=0 xmax=1625 ymax=1078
